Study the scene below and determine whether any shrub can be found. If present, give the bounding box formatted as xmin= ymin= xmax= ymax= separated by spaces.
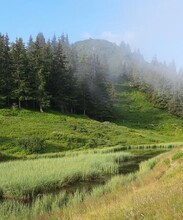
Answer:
xmin=0 ymin=109 xmax=18 ymax=116
xmin=19 ymin=137 xmax=46 ymax=153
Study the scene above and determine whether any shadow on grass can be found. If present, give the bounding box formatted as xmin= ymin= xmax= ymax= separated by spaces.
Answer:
xmin=0 ymin=136 xmax=19 ymax=161
xmin=0 ymin=152 xmax=17 ymax=162
xmin=45 ymin=142 xmax=69 ymax=153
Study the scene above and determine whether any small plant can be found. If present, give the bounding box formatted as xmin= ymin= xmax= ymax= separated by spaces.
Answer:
xmin=19 ymin=137 xmax=46 ymax=153
xmin=0 ymin=109 xmax=18 ymax=116
xmin=172 ymin=151 xmax=183 ymax=161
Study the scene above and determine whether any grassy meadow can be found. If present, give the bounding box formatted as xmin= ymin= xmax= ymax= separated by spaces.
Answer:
xmin=0 ymin=149 xmax=162 ymax=220
xmin=1 ymin=83 xmax=183 ymax=160
xmin=0 ymin=151 xmax=133 ymax=200
xmin=1 ymin=84 xmax=183 ymax=219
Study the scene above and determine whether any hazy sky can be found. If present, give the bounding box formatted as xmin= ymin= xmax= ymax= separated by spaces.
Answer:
xmin=1 ymin=0 xmax=183 ymax=69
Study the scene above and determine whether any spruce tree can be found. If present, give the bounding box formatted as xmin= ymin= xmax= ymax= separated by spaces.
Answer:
xmin=0 ymin=34 xmax=12 ymax=106
xmin=27 ymin=33 xmax=51 ymax=112
xmin=10 ymin=38 xmax=29 ymax=108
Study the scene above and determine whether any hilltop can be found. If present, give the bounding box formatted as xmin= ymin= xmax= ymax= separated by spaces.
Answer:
xmin=72 ymin=38 xmax=136 ymax=77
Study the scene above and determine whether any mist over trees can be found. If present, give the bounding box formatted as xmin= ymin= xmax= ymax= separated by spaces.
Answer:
xmin=127 ymin=54 xmax=183 ymax=117
xmin=0 ymin=32 xmax=183 ymax=120
xmin=0 ymin=33 xmax=112 ymax=120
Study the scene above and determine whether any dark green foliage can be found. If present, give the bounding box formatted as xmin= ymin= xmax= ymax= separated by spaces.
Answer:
xmin=0 ymin=34 xmax=12 ymax=106
xmin=18 ymin=137 xmax=45 ymax=153
xmin=0 ymin=152 xmax=16 ymax=162
xmin=48 ymin=39 xmax=74 ymax=112
xmin=27 ymin=33 xmax=52 ymax=112
xmin=0 ymin=188 xmax=3 ymax=199
xmin=1 ymin=33 xmax=183 ymax=121
xmin=10 ymin=38 xmax=30 ymax=108
xmin=0 ymin=34 xmax=113 ymax=120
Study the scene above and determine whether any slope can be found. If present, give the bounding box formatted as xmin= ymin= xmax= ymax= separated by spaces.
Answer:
xmin=55 ymin=147 xmax=183 ymax=220
xmin=0 ymin=83 xmax=183 ymax=159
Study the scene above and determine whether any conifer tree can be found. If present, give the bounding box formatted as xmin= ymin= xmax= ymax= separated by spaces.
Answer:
xmin=10 ymin=38 xmax=29 ymax=108
xmin=0 ymin=34 xmax=12 ymax=106
xmin=27 ymin=33 xmax=51 ymax=112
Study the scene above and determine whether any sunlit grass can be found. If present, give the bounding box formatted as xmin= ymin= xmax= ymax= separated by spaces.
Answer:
xmin=1 ymin=83 xmax=183 ymax=219
xmin=52 ymin=147 xmax=183 ymax=220
xmin=0 ymin=152 xmax=132 ymax=199
xmin=1 ymin=84 xmax=183 ymax=158
xmin=0 ymin=151 xmax=160 ymax=220
xmin=0 ymin=147 xmax=182 ymax=220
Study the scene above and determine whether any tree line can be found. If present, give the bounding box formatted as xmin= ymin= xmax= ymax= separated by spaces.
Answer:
xmin=120 ymin=52 xmax=183 ymax=118
xmin=0 ymin=33 xmax=112 ymax=121
xmin=1 ymin=32 xmax=183 ymax=120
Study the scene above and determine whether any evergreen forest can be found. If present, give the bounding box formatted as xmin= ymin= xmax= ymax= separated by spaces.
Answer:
xmin=1 ymin=33 xmax=183 ymax=121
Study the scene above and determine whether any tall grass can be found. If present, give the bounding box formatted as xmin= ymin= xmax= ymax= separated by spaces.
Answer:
xmin=26 ymin=142 xmax=181 ymax=160
xmin=56 ymin=147 xmax=183 ymax=220
xmin=0 ymin=190 xmax=78 ymax=220
xmin=88 ymin=154 xmax=161 ymax=199
xmin=0 ymin=152 xmax=132 ymax=199
xmin=0 ymin=152 xmax=161 ymax=220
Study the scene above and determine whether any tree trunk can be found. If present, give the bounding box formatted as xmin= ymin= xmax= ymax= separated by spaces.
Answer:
xmin=7 ymin=96 xmax=10 ymax=106
xmin=25 ymin=99 xmax=28 ymax=109
xmin=40 ymin=104 xmax=44 ymax=112
xmin=18 ymin=99 xmax=21 ymax=109
xmin=83 ymin=93 xmax=86 ymax=116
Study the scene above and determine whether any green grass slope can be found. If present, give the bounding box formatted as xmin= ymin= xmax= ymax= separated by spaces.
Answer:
xmin=114 ymin=83 xmax=183 ymax=140
xmin=0 ymin=83 xmax=183 ymax=158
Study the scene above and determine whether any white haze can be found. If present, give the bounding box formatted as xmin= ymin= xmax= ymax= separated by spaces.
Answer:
xmin=82 ymin=0 xmax=183 ymax=71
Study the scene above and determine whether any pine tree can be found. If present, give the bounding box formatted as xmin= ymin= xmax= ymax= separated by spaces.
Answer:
xmin=10 ymin=38 xmax=29 ymax=108
xmin=27 ymin=33 xmax=51 ymax=112
xmin=0 ymin=34 xmax=12 ymax=106
xmin=49 ymin=38 xmax=75 ymax=112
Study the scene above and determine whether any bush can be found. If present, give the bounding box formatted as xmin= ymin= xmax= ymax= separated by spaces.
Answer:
xmin=19 ymin=137 xmax=46 ymax=153
xmin=0 ymin=109 xmax=18 ymax=116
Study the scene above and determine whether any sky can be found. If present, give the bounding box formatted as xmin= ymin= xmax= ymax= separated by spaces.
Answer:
xmin=0 ymin=0 xmax=183 ymax=70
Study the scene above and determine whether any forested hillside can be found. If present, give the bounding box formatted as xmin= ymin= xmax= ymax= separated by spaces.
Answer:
xmin=1 ymin=33 xmax=183 ymax=220
xmin=73 ymin=38 xmax=183 ymax=119
xmin=1 ymin=33 xmax=183 ymax=122
xmin=0 ymin=34 xmax=112 ymax=121
xmin=1 ymin=83 xmax=183 ymax=159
